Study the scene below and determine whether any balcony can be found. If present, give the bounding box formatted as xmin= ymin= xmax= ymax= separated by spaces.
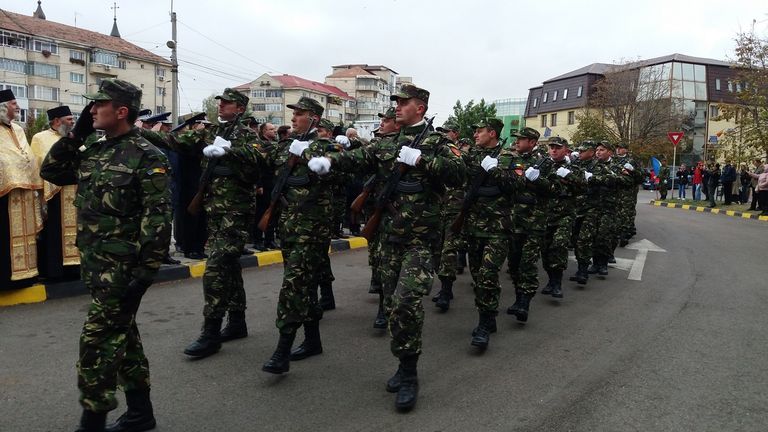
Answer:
xmin=89 ymin=63 xmax=118 ymax=77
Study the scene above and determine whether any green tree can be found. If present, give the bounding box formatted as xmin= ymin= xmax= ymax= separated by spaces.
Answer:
xmin=202 ymin=94 xmax=219 ymax=126
xmin=25 ymin=112 xmax=49 ymax=142
xmin=445 ymin=99 xmax=497 ymax=140
xmin=571 ymin=109 xmax=612 ymax=144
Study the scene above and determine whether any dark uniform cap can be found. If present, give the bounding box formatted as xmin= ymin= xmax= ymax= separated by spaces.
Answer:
xmin=511 ymin=127 xmax=540 ymax=140
xmin=547 ymin=136 xmax=568 ymax=147
xmin=215 ymin=88 xmax=250 ymax=107
xmin=472 ymin=118 xmax=504 ymax=136
xmin=287 ymin=96 xmax=324 ymax=116
xmin=597 ymin=140 xmax=615 ymax=151
xmin=390 ymin=84 xmax=430 ymax=105
xmin=437 ymin=121 xmax=459 ymax=133
xmin=144 ymin=112 xmax=171 ymax=123
xmin=84 ymin=79 xmax=143 ymax=111
xmin=377 ymin=107 xmax=396 ymax=119
xmin=0 ymin=89 xmax=15 ymax=103
xmin=46 ymin=106 xmax=73 ymax=121
xmin=318 ymin=118 xmax=335 ymax=131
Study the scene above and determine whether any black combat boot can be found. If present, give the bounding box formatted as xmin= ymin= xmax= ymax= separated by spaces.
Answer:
xmin=262 ymin=331 xmax=297 ymax=374
xmin=471 ymin=313 xmax=495 ymax=349
xmin=587 ymin=261 xmax=599 ymax=274
xmin=319 ymin=282 xmax=336 ymax=311
xmin=394 ymin=355 xmax=419 ymax=412
xmin=456 ymin=251 xmax=467 ymax=275
xmin=597 ymin=258 xmax=609 ymax=276
xmin=608 ymin=254 xmax=616 ymax=264
xmin=183 ymin=318 xmax=222 ymax=358
xmin=506 ymin=290 xmax=522 ymax=316
xmin=507 ymin=292 xmax=532 ymax=322
xmin=575 ymin=263 xmax=589 ymax=285
xmin=435 ymin=278 xmax=453 ymax=312
xmin=290 ymin=320 xmax=323 ymax=361
xmin=104 ymin=389 xmax=156 ymax=432
xmin=549 ymin=271 xmax=563 ymax=298
xmin=75 ymin=410 xmax=107 ymax=432
xmin=373 ymin=294 xmax=387 ymax=329
xmin=368 ymin=274 xmax=382 ymax=294
xmin=541 ymin=271 xmax=554 ymax=295
xmin=386 ymin=365 xmax=402 ymax=393
xmin=219 ymin=311 xmax=248 ymax=342
xmin=472 ymin=314 xmax=497 ymax=336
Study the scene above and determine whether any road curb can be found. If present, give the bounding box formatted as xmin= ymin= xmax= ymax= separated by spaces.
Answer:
xmin=0 ymin=237 xmax=368 ymax=307
xmin=650 ymin=200 xmax=768 ymax=222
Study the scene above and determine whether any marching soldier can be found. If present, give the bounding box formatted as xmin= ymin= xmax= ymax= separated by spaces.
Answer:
xmin=40 ymin=79 xmax=172 ymax=432
xmin=315 ymin=118 xmax=343 ymax=310
xmin=306 ymin=84 xmax=465 ymax=411
xmin=614 ymin=142 xmax=643 ymax=245
xmin=570 ymin=141 xmax=599 ymax=284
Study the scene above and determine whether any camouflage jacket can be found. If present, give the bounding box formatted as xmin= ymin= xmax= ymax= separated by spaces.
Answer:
xmin=615 ymin=154 xmax=645 ymax=188
xmin=329 ymin=122 xmax=466 ymax=244
xmin=161 ymin=119 xmax=263 ymax=215
xmin=494 ymin=151 xmax=557 ymax=233
xmin=267 ymin=130 xmax=335 ymax=243
xmin=586 ymin=158 xmax=623 ymax=208
xmin=572 ymin=157 xmax=595 ymax=214
xmin=40 ymin=128 xmax=172 ymax=281
xmin=544 ymin=157 xmax=586 ymax=226
xmin=462 ymin=143 xmax=516 ymax=238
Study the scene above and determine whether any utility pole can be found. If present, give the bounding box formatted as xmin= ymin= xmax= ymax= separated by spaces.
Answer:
xmin=167 ymin=1 xmax=179 ymax=126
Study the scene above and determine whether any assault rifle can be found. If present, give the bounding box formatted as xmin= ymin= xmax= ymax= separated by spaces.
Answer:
xmin=360 ymin=116 xmax=435 ymax=241
xmin=450 ymin=140 xmax=504 ymax=234
xmin=186 ymin=113 xmax=243 ymax=215
xmin=257 ymin=119 xmax=317 ymax=232
xmin=350 ymin=173 xmax=377 ymax=214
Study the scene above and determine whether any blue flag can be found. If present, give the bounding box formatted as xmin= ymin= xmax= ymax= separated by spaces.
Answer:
xmin=651 ymin=156 xmax=661 ymax=176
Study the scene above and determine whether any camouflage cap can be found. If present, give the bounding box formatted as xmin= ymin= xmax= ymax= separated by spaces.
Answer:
xmin=390 ymin=84 xmax=430 ymax=105
xmin=578 ymin=140 xmax=598 ymax=151
xmin=287 ymin=96 xmax=324 ymax=116
xmin=458 ymin=137 xmax=473 ymax=146
xmin=547 ymin=136 xmax=569 ymax=147
xmin=318 ymin=118 xmax=335 ymax=131
xmin=472 ymin=118 xmax=504 ymax=136
xmin=596 ymin=140 xmax=615 ymax=151
xmin=84 ymin=78 xmax=142 ymax=111
xmin=511 ymin=126 xmax=540 ymax=140
xmin=215 ymin=88 xmax=249 ymax=107
xmin=616 ymin=142 xmax=629 ymax=149
xmin=377 ymin=107 xmax=396 ymax=119
xmin=437 ymin=121 xmax=459 ymax=133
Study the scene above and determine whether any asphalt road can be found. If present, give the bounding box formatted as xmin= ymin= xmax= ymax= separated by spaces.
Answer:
xmin=2 ymin=191 xmax=767 ymax=432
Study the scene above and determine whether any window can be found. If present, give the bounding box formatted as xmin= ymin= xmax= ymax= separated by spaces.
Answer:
xmin=0 ymin=58 xmax=26 ymax=74
xmin=541 ymin=115 xmax=547 ymax=128
xmin=29 ymin=62 xmax=59 ymax=79
xmin=553 ymin=90 xmax=558 ymax=101
xmin=118 ymin=60 xmax=127 ymax=69
xmin=550 ymin=113 xmax=557 ymax=126
xmin=1 ymin=31 xmax=28 ymax=49
xmin=31 ymin=39 xmax=58 ymax=54
xmin=252 ymin=89 xmax=266 ymax=98
xmin=70 ymin=50 xmax=85 ymax=61
xmin=253 ymin=103 xmax=266 ymax=111
xmin=563 ymin=88 xmax=568 ymax=100
xmin=70 ymin=94 xmax=87 ymax=105
xmin=0 ymin=83 xmax=27 ymax=98
xmin=156 ymin=106 xmax=165 ymax=114
xmin=265 ymin=89 xmax=282 ymax=98
xmin=70 ymin=72 xmax=85 ymax=83
xmin=727 ymin=81 xmax=733 ymax=92
xmin=157 ymin=67 xmax=166 ymax=78
xmin=715 ymin=79 xmax=721 ymax=91
xmin=270 ymin=117 xmax=283 ymax=125
xmin=265 ymin=103 xmax=282 ymax=112
xmin=30 ymin=85 xmax=59 ymax=101
xmin=709 ymin=105 xmax=719 ymax=118
xmin=543 ymin=92 xmax=548 ymax=103
xmin=577 ymin=86 xmax=583 ymax=97
xmin=532 ymin=97 xmax=538 ymax=108
xmin=91 ymin=51 xmax=118 ymax=66
xmin=156 ymin=86 xmax=165 ymax=96
xmin=568 ymin=111 xmax=575 ymax=125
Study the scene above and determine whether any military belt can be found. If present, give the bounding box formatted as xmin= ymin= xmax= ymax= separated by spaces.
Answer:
xmin=212 ymin=166 xmax=234 ymax=176
xmin=396 ymin=180 xmax=424 ymax=194
xmin=516 ymin=195 xmax=537 ymax=205
xmin=476 ymin=186 xmax=502 ymax=197
xmin=286 ymin=174 xmax=311 ymax=187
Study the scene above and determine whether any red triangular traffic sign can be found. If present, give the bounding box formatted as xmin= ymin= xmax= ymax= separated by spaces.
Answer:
xmin=667 ymin=131 xmax=684 ymax=146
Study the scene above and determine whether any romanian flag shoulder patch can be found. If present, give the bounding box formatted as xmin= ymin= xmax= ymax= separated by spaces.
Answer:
xmin=450 ymin=146 xmax=462 ymax=157
xmin=147 ymin=167 xmax=167 ymax=175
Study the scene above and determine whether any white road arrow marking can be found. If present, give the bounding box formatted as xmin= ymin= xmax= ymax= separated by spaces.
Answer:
xmin=624 ymin=239 xmax=667 ymax=281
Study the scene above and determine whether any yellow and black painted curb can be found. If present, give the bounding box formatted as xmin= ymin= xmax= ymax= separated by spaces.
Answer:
xmin=650 ymin=200 xmax=768 ymax=222
xmin=0 ymin=237 xmax=369 ymax=307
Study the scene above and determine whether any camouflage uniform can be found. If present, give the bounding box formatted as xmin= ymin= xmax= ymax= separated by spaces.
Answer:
xmin=435 ymin=122 xmax=466 ymax=286
xmin=39 ymin=80 xmax=171 ymax=414
xmin=658 ymin=164 xmax=671 ymax=199
xmin=572 ymin=154 xmax=600 ymax=275
xmin=613 ymin=148 xmax=643 ymax=247
xmin=588 ymin=148 xmax=632 ymax=269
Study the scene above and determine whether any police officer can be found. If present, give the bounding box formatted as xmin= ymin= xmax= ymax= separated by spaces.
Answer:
xmin=40 ymin=79 xmax=172 ymax=432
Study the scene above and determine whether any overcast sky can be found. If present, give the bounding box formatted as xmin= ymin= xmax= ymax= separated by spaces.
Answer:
xmin=12 ymin=0 xmax=768 ymax=124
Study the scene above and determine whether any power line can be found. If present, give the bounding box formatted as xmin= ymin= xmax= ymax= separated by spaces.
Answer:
xmin=178 ymin=59 xmax=253 ymax=82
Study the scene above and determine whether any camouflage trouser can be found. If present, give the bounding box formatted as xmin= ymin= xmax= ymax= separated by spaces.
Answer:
xmin=593 ymin=207 xmax=618 ymax=261
xmin=368 ymin=229 xmax=383 ymax=293
xmin=615 ymin=191 xmax=636 ymax=243
xmin=317 ymin=238 xmax=334 ymax=286
xmin=332 ymin=186 xmax=346 ymax=232
xmin=78 ymin=248 xmax=150 ymax=413
xmin=542 ymin=220 xmax=573 ymax=273
xmin=380 ymin=240 xmax=435 ymax=359
xmin=203 ymin=212 xmax=249 ymax=319
xmin=437 ymin=213 xmax=465 ymax=282
xmin=276 ymin=240 xmax=325 ymax=333
xmin=467 ymin=236 xmax=508 ymax=315
xmin=508 ymin=232 xmax=544 ymax=296
xmin=574 ymin=209 xmax=598 ymax=265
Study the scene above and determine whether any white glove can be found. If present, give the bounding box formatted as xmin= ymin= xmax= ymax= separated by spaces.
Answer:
xmin=525 ymin=167 xmax=540 ymax=181
xmin=481 ymin=156 xmax=498 ymax=172
xmin=623 ymin=163 xmax=634 ymax=171
xmin=203 ymin=144 xmax=226 ymax=158
xmin=289 ymin=139 xmax=310 ymax=156
xmin=335 ymin=135 xmax=351 ymax=148
xmin=213 ymin=136 xmax=231 ymax=149
xmin=585 ymin=171 xmax=593 ymax=181
xmin=397 ymin=146 xmax=422 ymax=166
xmin=564 ymin=155 xmax=571 ymax=164
xmin=571 ymin=151 xmax=579 ymax=160
xmin=308 ymin=157 xmax=331 ymax=175
xmin=556 ymin=167 xmax=571 ymax=178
